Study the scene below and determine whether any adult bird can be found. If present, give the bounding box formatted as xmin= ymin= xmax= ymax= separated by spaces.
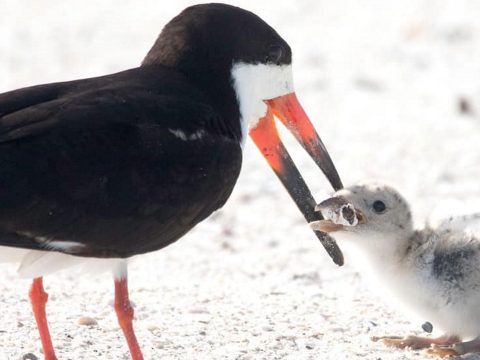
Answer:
xmin=0 ymin=3 xmax=343 ymax=359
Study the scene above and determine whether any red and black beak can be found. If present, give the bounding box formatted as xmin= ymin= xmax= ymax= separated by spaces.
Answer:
xmin=249 ymin=92 xmax=344 ymax=266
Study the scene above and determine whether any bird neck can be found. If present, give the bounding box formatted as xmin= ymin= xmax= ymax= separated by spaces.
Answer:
xmin=341 ymin=235 xmax=414 ymax=308
xmin=341 ymin=232 xmax=413 ymax=275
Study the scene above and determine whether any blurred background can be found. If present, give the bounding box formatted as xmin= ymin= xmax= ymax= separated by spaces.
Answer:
xmin=1 ymin=1 xmax=480 ymax=359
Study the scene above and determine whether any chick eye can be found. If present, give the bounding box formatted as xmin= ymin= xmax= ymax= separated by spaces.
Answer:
xmin=373 ymin=200 xmax=386 ymax=214
xmin=265 ymin=45 xmax=284 ymax=64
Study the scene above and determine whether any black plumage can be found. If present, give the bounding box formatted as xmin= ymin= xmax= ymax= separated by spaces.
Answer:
xmin=0 ymin=66 xmax=242 ymax=257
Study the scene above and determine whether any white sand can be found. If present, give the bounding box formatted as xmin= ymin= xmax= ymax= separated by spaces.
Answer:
xmin=1 ymin=1 xmax=480 ymax=359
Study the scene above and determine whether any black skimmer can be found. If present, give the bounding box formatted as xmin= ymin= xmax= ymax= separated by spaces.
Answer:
xmin=311 ymin=181 xmax=480 ymax=357
xmin=0 ymin=4 xmax=343 ymax=359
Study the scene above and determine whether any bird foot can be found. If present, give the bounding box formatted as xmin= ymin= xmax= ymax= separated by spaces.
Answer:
xmin=426 ymin=345 xmax=459 ymax=357
xmin=371 ymin=335 xmax=430 ymax=350
xmin=371 ymin=334 xmax=459 ymax=350
xmin=426 ymin=337 xmax=480 ymax=357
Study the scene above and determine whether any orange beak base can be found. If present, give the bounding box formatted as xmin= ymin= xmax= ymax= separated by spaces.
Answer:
xmin=249 ymin=92 xmax=344 ymax=266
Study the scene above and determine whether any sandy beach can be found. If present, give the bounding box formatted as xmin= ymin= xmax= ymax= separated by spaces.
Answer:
xmin=1 ymin=1 xmax=480 ymax=359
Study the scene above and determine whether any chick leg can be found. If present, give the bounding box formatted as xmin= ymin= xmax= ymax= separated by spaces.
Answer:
xmin=371 ymin=334 xmax=459 ymax=350
xmin=427 ymin=336 xmax=480 ymax=357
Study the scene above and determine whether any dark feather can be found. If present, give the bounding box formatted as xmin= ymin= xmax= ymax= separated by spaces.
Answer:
xmin=0 ymin=65 xmax=242 ymax=257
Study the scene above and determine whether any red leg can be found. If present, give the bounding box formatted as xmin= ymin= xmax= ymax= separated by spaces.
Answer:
xmin=114 ymin=276 xmax=144 ymax=360
xmin=29 ymin=277 xmax=57 ymax=360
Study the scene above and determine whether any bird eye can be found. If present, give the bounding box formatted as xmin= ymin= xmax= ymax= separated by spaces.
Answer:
xmin=372 ymin=200 xmax=386 ymax=214
xmin=265 ymin=45 xmax=284 ymax=64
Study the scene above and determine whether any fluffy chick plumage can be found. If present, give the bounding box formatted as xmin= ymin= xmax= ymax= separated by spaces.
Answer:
xmin=312 ymin=181 xmax=480 ymax=342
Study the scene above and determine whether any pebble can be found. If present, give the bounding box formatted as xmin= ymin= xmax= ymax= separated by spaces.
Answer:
xmin=188 ymin=307 xmax=209 ymax=314
xmin=77 ymin=316 xmax=98 ymax=326
xmin=458 ymin=97 xmax=473 ymax=115
xmin=422 ymin=321 xmax=433 ymax=333
xmin=22 ymin=354 xmax=38 ymax=360
xmin=147 ymin=324 xmax=159 ymax=331
xmin=366 ymin=320 xmax=378 ymax=332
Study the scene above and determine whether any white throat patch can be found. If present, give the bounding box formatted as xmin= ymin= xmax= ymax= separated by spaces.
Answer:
xmin=230 ymin=63 xmax=294 ymax=146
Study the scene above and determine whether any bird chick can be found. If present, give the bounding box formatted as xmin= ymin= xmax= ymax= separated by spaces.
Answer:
xmin=310 ymin=181 xmax=480 ymax=357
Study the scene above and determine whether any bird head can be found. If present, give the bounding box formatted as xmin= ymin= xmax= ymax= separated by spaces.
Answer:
xmin=143 ymin=4 xmax=344 ymax=264
xmin=311 ymin=182 xmax=414 ymax=255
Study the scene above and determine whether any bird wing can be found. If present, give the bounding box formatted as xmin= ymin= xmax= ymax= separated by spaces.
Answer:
xmin=417 ymin=213 xmax=480 ymax=300
xmin=426 ymin=212 xmax=480 ymax=290
xmin=0 ymin=66 xmax=226 ymax=142
xmin=0 ymin=68 xmax=242 ymax=257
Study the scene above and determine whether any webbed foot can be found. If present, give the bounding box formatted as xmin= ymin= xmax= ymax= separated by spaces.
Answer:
xmin=371 ymin=334 xmax=459 ymax=350
xmin=427 ymin=337 xmax=480 ymax=357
